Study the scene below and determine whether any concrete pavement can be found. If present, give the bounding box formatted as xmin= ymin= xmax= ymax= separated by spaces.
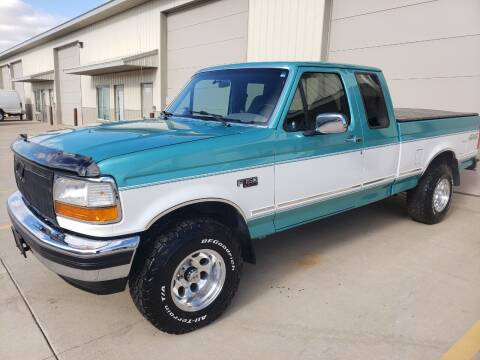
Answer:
xmin=0 ymin=120 xmax=479 ymax=360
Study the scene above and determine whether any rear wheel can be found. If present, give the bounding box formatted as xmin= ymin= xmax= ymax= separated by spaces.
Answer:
xmin=407 ymin=163 xmax=453 ymax=224
xmin=0 ymin=111 xmax=4 ymax=121
xmin=129 ymin=217 xmax=242 ymax=334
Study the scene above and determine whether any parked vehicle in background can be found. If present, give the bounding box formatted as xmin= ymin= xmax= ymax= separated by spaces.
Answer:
xmin=0 ymin=89 xmax=23 ymax=121
xmin=7 ymin=62 xmax=480 ymax=334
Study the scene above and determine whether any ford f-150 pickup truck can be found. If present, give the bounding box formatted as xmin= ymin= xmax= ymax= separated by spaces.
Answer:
xmin=7 ymin=62 xmax=480 ymax=334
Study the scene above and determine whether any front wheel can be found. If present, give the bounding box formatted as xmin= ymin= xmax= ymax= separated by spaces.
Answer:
xmin=407 ymin=163 xmax=453 ymax=224
xmin=0 ymin=111 xmax=4 ymax=121
xmin=129 ymin=218 xmax=243 ymax=334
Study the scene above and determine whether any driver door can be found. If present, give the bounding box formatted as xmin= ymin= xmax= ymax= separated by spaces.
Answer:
xmin=274 ymin=68 xmax=364 ymax=230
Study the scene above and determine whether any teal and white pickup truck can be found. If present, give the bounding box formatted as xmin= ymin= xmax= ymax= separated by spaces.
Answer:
xmin=7 ymin=62 xmax=479 ymax=333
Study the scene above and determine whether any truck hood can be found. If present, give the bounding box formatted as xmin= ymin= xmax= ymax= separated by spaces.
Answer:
xmin=30 ymin=118 xmax=259 ymax=162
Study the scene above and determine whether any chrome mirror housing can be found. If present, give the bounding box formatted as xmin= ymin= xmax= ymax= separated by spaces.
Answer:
xmin=315 ymin=113 xmax=348 ymax=134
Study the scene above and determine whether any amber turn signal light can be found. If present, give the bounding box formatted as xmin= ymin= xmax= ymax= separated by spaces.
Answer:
xmin=55 ymin=201 xmax=119 ymax=223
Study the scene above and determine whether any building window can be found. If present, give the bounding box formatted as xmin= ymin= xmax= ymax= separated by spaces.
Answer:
xmin=97 ymin=86 xmax=110 ymax=120
xmin=141 ymin=83 xmax=153 ymax=118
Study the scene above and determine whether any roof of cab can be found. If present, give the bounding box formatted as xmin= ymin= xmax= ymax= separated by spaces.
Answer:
xmin=199 ymin=61 xmax=382 ymax=73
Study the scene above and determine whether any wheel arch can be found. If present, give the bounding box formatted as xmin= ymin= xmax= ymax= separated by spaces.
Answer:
xmin=141 ymin=199 xmax=256 ymax=264
xmin=422 ymin=149 xmax=460 ymax=186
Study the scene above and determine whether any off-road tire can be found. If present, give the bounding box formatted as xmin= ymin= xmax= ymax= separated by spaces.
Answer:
xmin=407 ymin=163 xmax=453 ymax=224
xmin=0 ymin=111 xmax=4 ymax=121
xmin=129 ymin=217 xmax=243 ymax=334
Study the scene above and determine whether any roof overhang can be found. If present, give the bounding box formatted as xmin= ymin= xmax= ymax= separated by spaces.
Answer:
xmin=0 ymin=0 xmax=156 ymax=61
xmin=13 ymin=70 xmax=55 ymax=83
xmin=64 ymin=50 xmax=158 ymax=76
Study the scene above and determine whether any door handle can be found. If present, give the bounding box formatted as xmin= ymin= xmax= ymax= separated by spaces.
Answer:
xmin=345 ymin=135 xmax=363 ymax=143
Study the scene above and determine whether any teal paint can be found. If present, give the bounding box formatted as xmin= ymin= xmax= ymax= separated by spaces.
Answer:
xmin=356 ymin=183 xmax=392 ymax=207
xmin=247 ymin=214 xmax=276 ymax=239
xmin=460 ymin=158 xmax=476 ymax=170
xmin=249 ymin=176 xmax=418 ymax=239
xmin=25 ymin=62 xmax=479 ymax=191
xmin=398 ymin=117 xmax=479 ymax=142
xmin=30 ymin=118 xmax=260 ymax=162
xmin=100 ymin=127 xmax=277 ymax=189
xmin=391 ymin=176 xmax=419 ymax=194
xmin=21 ymin=61 xmax=480 ymax=235
xmin=347 ymin=69 xmax=399 ymax=148
xmin=273 ymin=66 xmax=364 ymax=165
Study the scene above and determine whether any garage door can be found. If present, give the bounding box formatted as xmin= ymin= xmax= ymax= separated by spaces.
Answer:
xmin=328 ymin=0 xmax=480 ymax=114
xmin=1 ymin=65 xmax=12 ymax=90
xmin=56 ymin=44 xmax=82 ymax=125
xmin=166 ymin=0 xmax=249 ymax=103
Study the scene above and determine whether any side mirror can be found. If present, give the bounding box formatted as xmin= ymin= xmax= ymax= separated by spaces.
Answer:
xmin=314 ymin=113 xmax=348 ymax=134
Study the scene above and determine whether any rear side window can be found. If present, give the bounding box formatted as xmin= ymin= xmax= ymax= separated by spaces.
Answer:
xmin=285 ymin=72 xmax=350 ymax=132
xmin=355 ymin=73 xmax=389 ymax=129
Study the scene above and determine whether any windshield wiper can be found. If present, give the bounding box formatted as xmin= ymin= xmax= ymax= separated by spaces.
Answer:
xmin=160 ymin=110 xmax=174 ymax=119
xmin=189 ymin=110 xmax=231 ymax=127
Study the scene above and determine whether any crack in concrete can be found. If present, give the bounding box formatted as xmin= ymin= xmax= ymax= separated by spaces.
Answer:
xmin=55 ymin=320 xmax=145 ymax=357
xmin=0 ymin=258 xmax=59 ymax=360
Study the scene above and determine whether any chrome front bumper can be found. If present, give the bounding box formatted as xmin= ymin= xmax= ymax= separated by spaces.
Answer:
xmin=7 ymin=191 xmax=140 ymax=294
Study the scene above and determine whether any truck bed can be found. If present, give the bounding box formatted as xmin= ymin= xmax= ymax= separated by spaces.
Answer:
xmin=395 ymin=108 xmax=478 ymax=122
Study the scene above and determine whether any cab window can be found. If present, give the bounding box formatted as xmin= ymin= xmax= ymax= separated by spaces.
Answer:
xmin=284 ymin=72 xmax=350 ymax=132
xmin=355 ymin=73 xmax=389 ymax=129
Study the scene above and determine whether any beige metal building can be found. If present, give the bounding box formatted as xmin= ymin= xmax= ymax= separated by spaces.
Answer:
xmin=0 ymin=0 xmax=478 ymax=127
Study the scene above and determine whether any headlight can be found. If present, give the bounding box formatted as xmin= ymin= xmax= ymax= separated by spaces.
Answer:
xmin=53 ymin=176 xmax=121 ymax=223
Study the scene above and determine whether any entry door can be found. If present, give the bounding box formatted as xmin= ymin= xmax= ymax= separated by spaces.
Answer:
xmin=141 ymin=83 xmax=153 ymax=118
xmin=40 ymin=90 xmax=47 ymax=122
xmin=48 ymin=89 xmax=55 ymax=124
xmin=274 ymin=68 xmax=364 ymax=230
xmin=114 ymin=85 xmax=124 ymax=121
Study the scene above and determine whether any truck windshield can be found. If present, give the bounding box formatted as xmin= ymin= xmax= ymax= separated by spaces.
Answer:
xmin=167 ymin=68 xmax=289 ymax=125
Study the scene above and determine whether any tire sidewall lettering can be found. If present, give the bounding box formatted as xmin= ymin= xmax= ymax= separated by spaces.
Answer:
xmin=158 ymin=237 xmax=237 ymax=324
xmin=201 ymin=238 xmax=236 ymax=271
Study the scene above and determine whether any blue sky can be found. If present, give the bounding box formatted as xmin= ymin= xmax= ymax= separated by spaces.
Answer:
xmin=23 ymin=0 xmax=107 ymax=21
xmin=0 ymin=0 xmax=107 ymax=52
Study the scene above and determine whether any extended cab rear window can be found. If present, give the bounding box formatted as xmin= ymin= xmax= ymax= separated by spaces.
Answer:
xmin=355 ymin=73 xmax=389 ymax=129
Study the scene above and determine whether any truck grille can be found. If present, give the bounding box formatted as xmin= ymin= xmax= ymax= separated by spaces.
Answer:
xmin=14 ymin=155 xmax=56 ymax=223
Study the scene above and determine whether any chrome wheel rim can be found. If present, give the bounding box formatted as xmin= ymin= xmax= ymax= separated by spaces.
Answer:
xmin=433 ymin=178 xmax=451 ymax=213
xmin=171 ymin=248 xmax=226 ymax=312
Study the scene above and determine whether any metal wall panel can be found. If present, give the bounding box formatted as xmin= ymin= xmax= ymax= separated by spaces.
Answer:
xmin=166 ymin=0 xmax=249 ymax=103
xmin=328 ymin=0 xmax=480 ymax=195
xmin=328 ymin=0 xmax=480 ymax=114
xmin=56 ymin=44 xmax=82 ymax=125
xmin=81 ymin=68 xmax=157 ymax=124
xmin=331 ymin=0 xmax=434 ymax=20
xmin=330 ymin=0 xmax=480 ymax=52
xmin=11 ymin=61 xmax=25 ymax=111
xmin=247 ymin=0 xmax=327 ymax=61
xmin=0 ymin=0 xmax=199 ymax=122
xmin=1 ymin=66 xmax=12 ymax=90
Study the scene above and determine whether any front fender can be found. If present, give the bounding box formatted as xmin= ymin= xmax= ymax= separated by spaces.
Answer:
xmin=57 ymin=164 xmax=275 ymax=238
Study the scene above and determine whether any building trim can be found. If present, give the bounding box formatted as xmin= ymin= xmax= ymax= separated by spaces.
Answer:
xmin=321 ymin=0 xmax=333 ymax=61
xmin=64 ymin=50 xmax=159 ymax=76
xmin=13 ymin=70 xmax=55 ymax=83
